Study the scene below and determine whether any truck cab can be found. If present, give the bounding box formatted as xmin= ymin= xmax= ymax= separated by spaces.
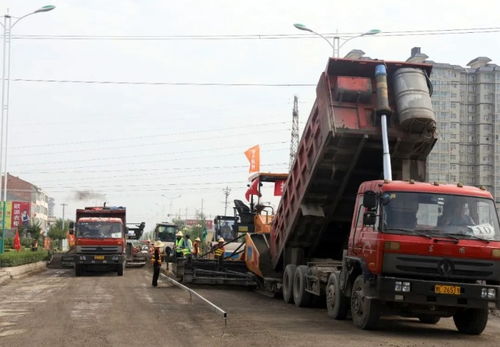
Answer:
xmin=153 ymin=222 xmax=178 ymax=261
xmin=343 ymin=180 xmax=500 ymax=330
xmin=72 ymin=206 xmax=127 ymax=276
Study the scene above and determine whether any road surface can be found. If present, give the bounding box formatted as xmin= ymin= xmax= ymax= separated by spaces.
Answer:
xmin=1 ymin=267 xmax=500 ymax=346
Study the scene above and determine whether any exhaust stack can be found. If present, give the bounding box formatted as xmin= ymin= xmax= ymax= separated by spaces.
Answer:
xmin=375 ymin=64 xmax=392 ymax=181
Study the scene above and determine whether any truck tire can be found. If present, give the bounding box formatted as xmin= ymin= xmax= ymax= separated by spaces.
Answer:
xmin=351 ymin=275 xmax=380 ymax=330
xmin=293 ymin=265 xmax=313 ymax=307
xmin=117 ymin=263 xmax=124 ymax=276
xmin=453 ymin=308 xmax=488 ymax=335
xmin=75 ymin=265 xmax=83 ymax=277
xmin=326 ymin=272 xmax=348 ymax=320
xmin=418 ymin=315 xmax=440 ymax=324
xmin=282 ymin=264 xmax=296 ymax=304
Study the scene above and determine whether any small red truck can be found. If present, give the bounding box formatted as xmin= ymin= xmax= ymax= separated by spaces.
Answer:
xmin=70 ymin=206 xmax=127 ymax=276
xmin=244 ymin=57 xmax=500 ymax=334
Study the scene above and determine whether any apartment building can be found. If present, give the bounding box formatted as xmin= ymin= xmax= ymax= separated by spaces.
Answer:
xmin=407 ymin=48 xmax=500 ymax=205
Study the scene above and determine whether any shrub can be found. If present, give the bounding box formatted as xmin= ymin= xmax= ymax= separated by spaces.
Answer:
xmin=0 ymin=249 xmax=48 ymax=267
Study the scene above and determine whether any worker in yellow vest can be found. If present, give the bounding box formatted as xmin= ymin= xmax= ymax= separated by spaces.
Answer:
xmin=174 ymin=231 xmax=184 ymax=258
xmin=214 ymin=237 xmax=225 ymax=269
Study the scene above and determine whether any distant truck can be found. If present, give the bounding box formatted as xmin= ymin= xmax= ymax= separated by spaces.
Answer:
xmin=152 ymin=222 xmax=179 ymax=261
xmin=70 ymin=206 xmax=127 ymax=276
xmin=125 ymin=222 xmax=147 ymax=267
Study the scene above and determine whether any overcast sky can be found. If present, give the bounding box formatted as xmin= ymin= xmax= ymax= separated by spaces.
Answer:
xmin=1 ymin=0 xmax=499 ymax=231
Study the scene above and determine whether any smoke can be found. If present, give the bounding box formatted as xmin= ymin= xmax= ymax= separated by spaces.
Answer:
xmin=73 ymin=190 xmax=106 ymax=201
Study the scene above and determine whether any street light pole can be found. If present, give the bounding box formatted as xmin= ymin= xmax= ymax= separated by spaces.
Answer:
xmin=0 ymin=5 xmax=55 ymax=254
xmin=293 ymin=24 xmax=380 ymax=58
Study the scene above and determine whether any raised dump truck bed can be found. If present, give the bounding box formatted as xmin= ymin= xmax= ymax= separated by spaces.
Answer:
xmin=270 ymin=58 xmax=436 ymax=269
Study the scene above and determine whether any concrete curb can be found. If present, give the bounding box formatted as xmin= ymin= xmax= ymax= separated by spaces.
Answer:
xmin=0 ymin=261 xmax=47 ymax=285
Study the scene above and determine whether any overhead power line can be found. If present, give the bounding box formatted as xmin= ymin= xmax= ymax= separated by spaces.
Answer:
xmin=10 ymin=121 xmax=288 ymax=150
xmin=12 ymin=78 xmax=315 ymax=87
xmin=10 ymin=27 xmax=500 ymax=41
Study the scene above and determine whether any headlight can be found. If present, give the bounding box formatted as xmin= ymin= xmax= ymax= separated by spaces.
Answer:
xmin=481 ymin=288 xmax=496 ymax=299
xmin=402 ymin=281 xmax=411 ymax=292
xmin=492 ymin=249 xmax=500 ymax=258
xmin=395 ymin=281 xmax=411 ymax=292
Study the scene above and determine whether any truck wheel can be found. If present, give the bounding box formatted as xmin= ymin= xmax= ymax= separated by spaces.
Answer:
xmin=326 ymin=272 xmax=348 ymax=320
xmin=453 ymin=308 xmax=488 ymax=335
xmin=418 ymin=315 xmax=440 ymax=324
xmin=351 ymin=275 xmax=380 ymax=330
xmin=282 ymin=264 xmax=296 ymax=304
xmin=117 ymin=263 xmax=124 ymax=276
xmin=75 ymin=265 xmax=82 ymax=277
xmin=293 ymin=265 xmax=313 ymax=307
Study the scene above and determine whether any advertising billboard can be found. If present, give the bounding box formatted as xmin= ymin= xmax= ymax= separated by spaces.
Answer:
xmin=11 ymin=201 xmax=31 ymax=229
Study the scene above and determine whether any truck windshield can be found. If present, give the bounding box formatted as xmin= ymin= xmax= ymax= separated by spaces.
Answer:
xmin=77 ymin=222 xmax=123 ymax=239
xmin=216 ymin=219 xmax=236 ymax=240
xmin=156 ymin=225 xmax=177 ymax=242
xmin=382 ymin=192 xmax=500 ymax=241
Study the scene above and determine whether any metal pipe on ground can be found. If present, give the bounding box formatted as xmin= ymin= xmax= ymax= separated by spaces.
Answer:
xmin=159 ymin=273 xmax=227 ymax=325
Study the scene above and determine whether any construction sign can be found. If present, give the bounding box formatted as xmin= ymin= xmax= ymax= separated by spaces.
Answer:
xmin=244 ymin=145 xmax=260 ymax=173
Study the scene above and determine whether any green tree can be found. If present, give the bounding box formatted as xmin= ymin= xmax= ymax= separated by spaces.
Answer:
xmin=172 ymin=218 xmax=185 ymax=230
xmin=26 ymin=220 xmax=42 ymax=241
xmin=47 ymin=218 xmax=72 ymax=249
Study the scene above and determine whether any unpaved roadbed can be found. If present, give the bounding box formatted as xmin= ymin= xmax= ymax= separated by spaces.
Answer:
xmin=1 ymin=267 xmax=500 ymax=347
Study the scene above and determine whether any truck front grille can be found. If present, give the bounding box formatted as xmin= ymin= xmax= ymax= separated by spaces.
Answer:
xmin=383 ymin=254 xmax=499 ymax=282
xmin=78 ymin=246 xmax=121 ymax=254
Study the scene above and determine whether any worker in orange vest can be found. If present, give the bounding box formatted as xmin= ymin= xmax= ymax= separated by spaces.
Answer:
xmin=151 ymin=241 xmax=162 ymax=287
xmin=193 ymin=237 xmax=202 ymax=258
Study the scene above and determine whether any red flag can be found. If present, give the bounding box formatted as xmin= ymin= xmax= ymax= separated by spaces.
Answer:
xmin=13 ymin=230 xmax=21 ymax=251
xmin=274 ymin=180 xmax=285 ymax=196
xmin=244 ymin=145 xmax=260 ymax=173
xmin=245 ymin=179 xmax=261 ymax=201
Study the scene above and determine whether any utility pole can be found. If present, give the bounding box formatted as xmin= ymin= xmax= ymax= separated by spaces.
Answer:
xmin=61 ymin=203 xmax=67 ymax=229
xmin=222 ymin=186 xmax=231 ymax=215
xmin=289 ymin=95 xmax=299 ymax=168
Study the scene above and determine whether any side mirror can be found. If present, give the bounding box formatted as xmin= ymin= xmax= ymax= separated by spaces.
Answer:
xmin=68 ymin=221 xmax=75 ymax=235
xmin=68 ymin=229 xmax=74 ymax=235
xmin=363 ymin=211 xmax=377 ymax=226
xmin=363 ymin=191 xmax=377 ymax=210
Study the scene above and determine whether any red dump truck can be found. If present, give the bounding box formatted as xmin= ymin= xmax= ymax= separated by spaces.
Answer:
xmin=245 ymin=58 xmax=500 ymax=334
xmin=70 ymin=206 xmax=127 ymax=276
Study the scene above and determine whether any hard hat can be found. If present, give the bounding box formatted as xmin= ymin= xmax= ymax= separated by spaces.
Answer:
xmin=218 ymin=237 xmax=225 ymax=243
xmin=176 ymin=231 xmax=183 ymax=237
xmin=195 ymin=237 xmax=201 ymax=242
xmin=154 ymin=241 xmax=163 ymax=248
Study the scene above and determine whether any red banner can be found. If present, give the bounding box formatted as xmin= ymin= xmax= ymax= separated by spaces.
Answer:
xmin=245 ymin=179 xmax=261 ymax=201
xmin=274 ymin=180 xmax=285 ymax=196
xmin=11 ymin=201 xmax=31 ymax=229
xmin=244 ymin=145 xmax=260 ymax=173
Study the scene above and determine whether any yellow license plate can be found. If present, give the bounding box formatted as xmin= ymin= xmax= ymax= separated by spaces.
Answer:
xmin=94 ymin=255 xmax=105 ymax=260
xmin=435 ymin=284 xmax=461 ymax=295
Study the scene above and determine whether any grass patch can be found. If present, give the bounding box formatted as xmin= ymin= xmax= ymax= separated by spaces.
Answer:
xmin=0 ymin=250 xmax=49 ymax=267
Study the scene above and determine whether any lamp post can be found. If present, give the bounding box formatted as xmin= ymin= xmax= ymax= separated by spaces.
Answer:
xmin=293 ymin=23 xmax=380 ymax=58
xmin=0 ymin=5 xmax=55 ymax=254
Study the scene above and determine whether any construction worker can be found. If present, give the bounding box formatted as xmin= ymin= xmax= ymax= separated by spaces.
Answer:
xmin=193 ymin=237 xmax=201 ymax=258
xmin=151 ymin=241 xmax=162 ymax=287
xmin=174 ymin=231 xmax=184 ymax=258
xmin=214 ymin=237 xmax=225 ymax=269
xmin=183 ymin=235 xmax=193 ymax=265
